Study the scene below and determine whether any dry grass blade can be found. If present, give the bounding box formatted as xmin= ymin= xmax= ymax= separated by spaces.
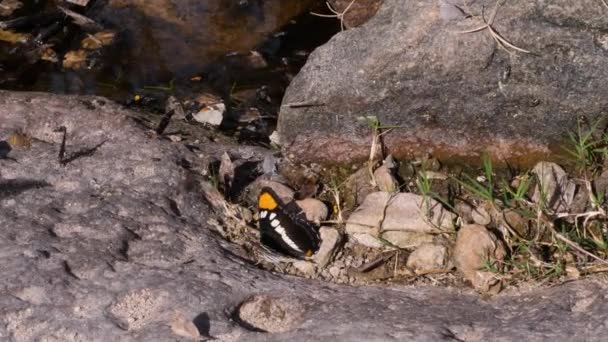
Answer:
xmin=454 ymin=0 xmax=532 ymax=55
xmin=0 ymin=29 xmax=28 ymax=44
xmin=553 ymin=231 xmax=608 ymax=265
xmin=455 ymin=0 xmax=499 ymax=33
xmin=311 ymin=0 xmax=358 ymax=31
xmin=487 ymin=25 xmax=532 ymax=54
xmin=602 ymin=0 xmax=608 ymax=10
xmin=538 ymin=214 xmax=608 ymax=265
xmin=353 ymin=252 xmax=395 ymax=273
xmin=457 ymin=25 xmax=489 ymax=34
xmin=59 ymin=6 xmax=103 ymax=31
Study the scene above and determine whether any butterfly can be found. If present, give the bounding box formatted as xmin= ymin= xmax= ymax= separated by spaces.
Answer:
xmin=257 ymin=187 xmax=320 ymax=259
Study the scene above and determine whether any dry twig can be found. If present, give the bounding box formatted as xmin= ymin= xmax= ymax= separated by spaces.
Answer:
xmin=311 ymin=0 xmax=358 ymax=31
xmin=456 ymin=0 xmax=532 ymax=55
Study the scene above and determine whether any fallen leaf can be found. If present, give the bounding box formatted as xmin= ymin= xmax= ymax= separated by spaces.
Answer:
xmin=0 ymin=0 xmax=22 ymax=17
xmin=0 ymin=29 xmax=28 ymax=44
xmin=63 ymin=49 xmax=88 ymax=70
xmin=81 ymin=31 xmax=115 ymax=50
xmin=40 ymin=46 xmax=58 ymax=62
xmin=532 ymin=161 xmax=576 ymax=212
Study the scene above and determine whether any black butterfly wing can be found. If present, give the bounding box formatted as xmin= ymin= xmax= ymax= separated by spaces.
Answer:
xmin=259 ymin=206 xmax=320 ymax=259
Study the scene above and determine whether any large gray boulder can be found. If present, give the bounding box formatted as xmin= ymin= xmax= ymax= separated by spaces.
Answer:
xmin=278 ymin=0 xmax=608 ymax=165
xmin=1 ymin=91 xmax=607 ymax=340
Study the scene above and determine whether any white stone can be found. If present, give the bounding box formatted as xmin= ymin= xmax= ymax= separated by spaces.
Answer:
xmin=192 ymin=103 xmax=225 ymax=126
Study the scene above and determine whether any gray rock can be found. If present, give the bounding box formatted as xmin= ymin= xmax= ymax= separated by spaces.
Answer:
xmin=2 ymin=91 xmax=608 ymax=341
xmin=292 ymin=260 xmax=316 ymax=278
xmin=278 ymin=0 xmax=608 ymax=166
xmin=192 ymin=103 xmax=225 ymax=126
xmin=295 ymin=198 xmax=328 ymax=224
xmin=471 ymin=204 xmax=492 ymax=226
xmin=312 ymin=226 xmax=341 ymax=268
xmin=343 ymin=167 xmax=376 ymax=207
xmin=245 ymin=179 xmax=295 ymax=206
xmin=406 ymin=243 xmax=454 ymax=274
xmin=381 ymin=231 xmax=435 ymax=249
xmin=106 ymin=288 xmax=169 ymax=331
xmin=373 ymin=164 xmax=398 ymax=193
xmin=454 ymin=224 xmax=507 ymax=294
xmin=237 ymin=295 xmax=308 ymax=333
xmin=169 ymin=311 xmax=200 ymax=339
xmin=350 ymin=232 xmax=386 ymax=249
xmin=346 ymin=192 xmax=456 ymax=245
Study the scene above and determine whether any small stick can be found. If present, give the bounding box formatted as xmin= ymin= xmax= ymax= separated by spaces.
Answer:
xmin=538 ymin=214 xmax=608 ymax=265
xmin=54 ymin=126 xmax=67 ymax=164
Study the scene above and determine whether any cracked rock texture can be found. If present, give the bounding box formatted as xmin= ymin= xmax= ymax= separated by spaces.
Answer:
xmin=1 ymin=91 xmax=608 ymax=341
xmin=278 ymin=0 xmax=608 ymax=166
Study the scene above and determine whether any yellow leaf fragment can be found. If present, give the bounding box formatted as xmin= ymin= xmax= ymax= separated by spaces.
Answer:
xmin=81 ymin=31 xmax=115 ymax=50
xmin=63 ymin=49 xmax=88 ymax=70
xmin=0 ymin=29 xmax=29 ymax=44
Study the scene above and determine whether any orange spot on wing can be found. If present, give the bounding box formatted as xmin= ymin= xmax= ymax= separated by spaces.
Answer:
xmin=258 ymin=192 xmax=278 ymax=210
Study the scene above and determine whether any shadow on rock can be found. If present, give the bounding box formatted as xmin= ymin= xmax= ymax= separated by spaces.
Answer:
xmin=0 ymin=179 xmax=51 ymax=199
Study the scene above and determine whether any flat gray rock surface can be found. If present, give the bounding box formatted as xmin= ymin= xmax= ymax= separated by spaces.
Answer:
xmin=1 ymin=91 xmax=607 ymax=341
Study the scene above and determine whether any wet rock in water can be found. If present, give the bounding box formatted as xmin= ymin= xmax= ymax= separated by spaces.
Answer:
xmin=346 ymin=192 xmax=456 ymax=248
xmin=312 ymin=226 xmax=341 ymax=268
xmin=295 ymin=198 xmax=328 ymax=224
xmin=532 ymin=161 xmax=576 ymax=212
xmin=237 ymin=295 xmax=308 ymax=333
xmin=406 ymin=243 xmax=454 ymax=274
xmin=454 ymin=225 xmax=506 ymax=294
xmin=93 ymin=0 xmax=315 ymax=79
xmin=3 ymin=91 xmax=608 ymax=340
xmin=278 ymin=0 xmax=608 ymax=166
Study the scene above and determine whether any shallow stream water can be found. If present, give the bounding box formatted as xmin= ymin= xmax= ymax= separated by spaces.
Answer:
xmin=0 ymin=0 xmax=338 ymax=140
